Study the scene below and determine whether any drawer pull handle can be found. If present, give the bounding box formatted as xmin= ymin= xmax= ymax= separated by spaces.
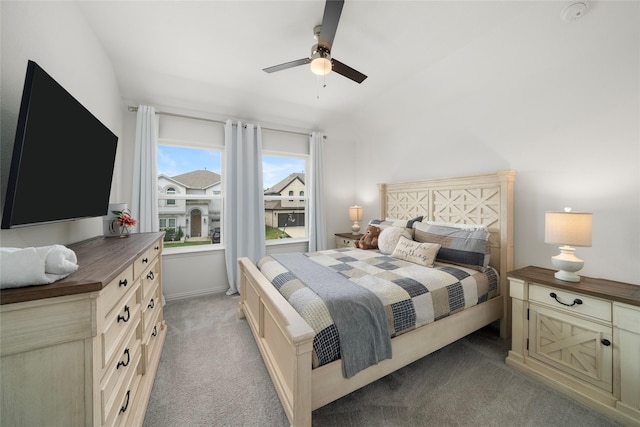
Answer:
xmin=117 ymin=305 xmax=131 ymax=323
xmin=601 ymin=339 xmax=611 ymax=346
xmin=549 ymin=292 xmax=582 ymax=307
xmin=155 ymin=246 xmax=160 ymax=251
xmin=147 ymin=271 xmax=155 ymax=280
xmin=119 ymin=278 xmax=128 ymax=287
xmin=117 ymin=348 xmax=130 ymax=369
xmin=148 ymin=298 xmax=155 ymax=309
xmin=142 ymin=257 xmax=149 ymax=264
xmin=152 ymin=325 xmax=158 ymax=337
xmin=119 ymin=390 xmax=130 ymax=414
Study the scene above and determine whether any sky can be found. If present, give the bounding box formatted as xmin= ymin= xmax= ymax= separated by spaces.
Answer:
xmin=158 ymin=146 xmax=305 ymax=189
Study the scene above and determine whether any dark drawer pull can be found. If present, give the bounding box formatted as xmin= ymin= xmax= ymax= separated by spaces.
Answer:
xmin=147 ymin=271 xmax=155 ymax=280
xmin=117 ymin=305 xmax=130 ymax=323
xmin=142 ymin=257 xmax=149 ymax=264
xmin=152 ymin=325 xmax=158 ymax=337
xmin=154 ymin=246 xmax=160 ymax=251
xmin=117 ymin=348 xmax=130 ymax=369
xmin=601 ymin=339 xmax=611 ymax=346
xmin=119 ymin=390 xmax=130 ymax=414
xmin=148 ymin=298 xmax=155 ymax=309
xmin=119 ymin=278 xmax=128 ymax=287
xmin=549 ymin=292 xmax=582 ymax=307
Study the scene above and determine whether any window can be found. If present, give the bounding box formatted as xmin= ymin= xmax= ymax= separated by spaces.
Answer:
xmin=158 ymin=144 xmax=222 ymax=247
xmin=263 ymin=154 xmax=307 ymax=241
xmin=166 ymin=187 xmax=176 ymax=206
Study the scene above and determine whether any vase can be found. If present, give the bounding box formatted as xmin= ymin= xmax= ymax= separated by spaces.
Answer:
xmin=119 ymin=225 xmax=130 ymax=238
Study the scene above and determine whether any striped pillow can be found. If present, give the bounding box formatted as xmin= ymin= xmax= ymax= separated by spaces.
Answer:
xmin=412 ymin=221 xmax=490 ymax=270
xmin=369 ymin=216 xmax=423 ymax=230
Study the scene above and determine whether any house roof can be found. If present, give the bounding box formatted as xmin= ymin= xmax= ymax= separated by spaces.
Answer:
xmin=264 ymin=173 xmax=305 ymax=196
xmin=171 ymin=169 xmax=221 ymax=190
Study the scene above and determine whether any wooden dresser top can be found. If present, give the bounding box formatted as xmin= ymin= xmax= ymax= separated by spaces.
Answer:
xmin=0 ymin=232 xmax=163 ymax=305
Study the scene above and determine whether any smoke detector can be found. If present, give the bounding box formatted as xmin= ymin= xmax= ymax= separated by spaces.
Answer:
xmin=561 ymin=2 xmax=588 ymax=22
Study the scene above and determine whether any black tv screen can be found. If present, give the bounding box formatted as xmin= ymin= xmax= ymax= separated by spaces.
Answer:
xmin=2 ymin=60 xmax=118 ymax=229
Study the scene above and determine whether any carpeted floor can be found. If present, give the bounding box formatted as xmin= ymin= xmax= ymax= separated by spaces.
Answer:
xmin=143 ymin=293 xmax=621 ymax=427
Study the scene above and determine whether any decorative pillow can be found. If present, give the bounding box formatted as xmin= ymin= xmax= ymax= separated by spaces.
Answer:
xmin=412 ymin=221 xmax=490 ymax=270
xmin=369 ymin=216 xmax=423 ymax=230
xmin=377 ymin=226 xmax=412 ymax=255
xmin=391 ymin=236 xmax=440 ymax=267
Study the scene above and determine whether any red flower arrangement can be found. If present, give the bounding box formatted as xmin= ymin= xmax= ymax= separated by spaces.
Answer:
xmin=109 ymin=209 xmax=138 ymax=237
xmin=113 ymin=209 xmax=137 ymax=227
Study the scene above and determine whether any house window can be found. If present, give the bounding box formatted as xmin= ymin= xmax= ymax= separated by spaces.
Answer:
xmin=166 ymin=187 xmax=176 ymax=206
xmin=158 ymin=144 xmax=223 ymax=247
xmin=263 ymin=154 xmax=307 ymax=241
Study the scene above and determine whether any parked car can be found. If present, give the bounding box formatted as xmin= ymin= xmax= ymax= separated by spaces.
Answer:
xmin=212 ymin=227 xmax=221 ymax=244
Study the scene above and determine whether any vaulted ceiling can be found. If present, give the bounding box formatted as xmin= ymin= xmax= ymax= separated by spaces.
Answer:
xmin=77 ymin=1 xmax=635 ymax=131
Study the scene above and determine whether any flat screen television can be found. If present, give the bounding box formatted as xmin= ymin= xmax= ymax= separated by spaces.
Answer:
xmin=1 ymin=60 xmax=118 ymax=229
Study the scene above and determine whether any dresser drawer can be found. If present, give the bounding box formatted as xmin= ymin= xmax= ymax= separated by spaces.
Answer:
xmin=101 ymin=324 xmax=141 ymax=423
xmin=133 ymin=239 xmax=161 ymax=279
xmin=142 ymin=281 xmax=161 ymax=336
xmin=142 ymin=302 xmax=163 ymax=375
xmin=140 ymin=258 xmax=160 ymax=301
xmin=98 ymin=264 xmax=135 ymax=319
xmin=529 ymin=283 xmax=611 ymax=323
xmin=103 ymin=348 xmax=142 ymax=427
xmin=101 ymin=281 xmax=141 ymax=369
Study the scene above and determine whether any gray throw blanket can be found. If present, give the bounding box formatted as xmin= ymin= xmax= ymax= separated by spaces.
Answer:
xmin=272 ymin=253 xmax=392 ymax=378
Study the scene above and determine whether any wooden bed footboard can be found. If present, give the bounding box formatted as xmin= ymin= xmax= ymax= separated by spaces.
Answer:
xmin=238 ymin=257 xmax=315 ymax=427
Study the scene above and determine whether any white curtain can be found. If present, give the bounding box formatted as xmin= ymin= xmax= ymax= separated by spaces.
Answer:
xmin=224 ymin=120 xmax=266 ymax=295
xmin=308 ymin=132 xmax=327 ymax=251
xmin=132 ymin=105 xmax=158 ymax=232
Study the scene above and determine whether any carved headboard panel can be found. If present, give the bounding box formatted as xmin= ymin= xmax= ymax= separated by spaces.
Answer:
xmin=378 ymin=170 xmax=516 ymax=313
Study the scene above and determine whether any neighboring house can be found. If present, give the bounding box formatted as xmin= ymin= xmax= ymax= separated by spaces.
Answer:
xmin=157 ymin=169 xmax=221 ymax=240
xmin=264 ymin=173 xmax=306 ymax=230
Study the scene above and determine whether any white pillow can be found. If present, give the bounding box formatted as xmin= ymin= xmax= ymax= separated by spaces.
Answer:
xmin=392 ymin=236 xmax=441 ymax=267
xmin=378 ymin=226 xmax=412 ymax=255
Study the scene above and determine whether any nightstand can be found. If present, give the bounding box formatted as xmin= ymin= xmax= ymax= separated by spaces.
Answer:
xmin=335 ymin=232 xmax=362 ymax=248
xmin=506 ymin=266 xmax=640 ymax=426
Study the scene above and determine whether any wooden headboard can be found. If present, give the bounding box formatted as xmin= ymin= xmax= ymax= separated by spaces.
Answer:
xmin=378 ymin=170 xmax=516 ymax=337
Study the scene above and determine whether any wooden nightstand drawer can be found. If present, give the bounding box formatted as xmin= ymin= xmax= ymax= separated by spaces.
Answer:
xmin=529 ymin=283 xmax=611 ymax=323
xmin=335 ymin=232 xmax=362 ymax=248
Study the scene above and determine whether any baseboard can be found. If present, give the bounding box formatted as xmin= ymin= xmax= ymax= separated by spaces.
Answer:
xmin=164 ymin=287 xmax=227 ymax=302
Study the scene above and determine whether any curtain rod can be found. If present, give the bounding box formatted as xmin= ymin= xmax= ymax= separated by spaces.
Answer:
xmin=127 ymin=106 xmax=323 ymax=138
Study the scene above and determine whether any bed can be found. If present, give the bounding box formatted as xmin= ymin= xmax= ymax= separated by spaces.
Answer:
xmin=237 ymin=170 xmax=516 ymax=427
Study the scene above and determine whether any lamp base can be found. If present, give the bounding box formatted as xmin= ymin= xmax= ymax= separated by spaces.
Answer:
xmin=551 ymin=245 xmax=584 ymax=282
xmin=351 ymin=221 xmax=361 ymax=235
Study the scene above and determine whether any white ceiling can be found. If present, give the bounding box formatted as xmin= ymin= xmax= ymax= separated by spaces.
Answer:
xmin=76 ymin=1 xmax=624 ymax=131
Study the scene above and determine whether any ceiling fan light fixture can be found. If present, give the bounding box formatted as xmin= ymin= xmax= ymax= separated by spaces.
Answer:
xmin=310 ymin=56 xmax=332 ymax=75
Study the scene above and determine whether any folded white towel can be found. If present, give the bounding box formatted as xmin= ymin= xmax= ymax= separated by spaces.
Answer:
xmin=0 ymin=245 xmax=79 ymax=289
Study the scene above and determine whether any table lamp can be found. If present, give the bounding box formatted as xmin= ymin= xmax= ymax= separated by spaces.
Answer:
xmin=544 ymin=208 xmax=592 ymax=282
xmin=349 ymin=206 xmax=363 ymax=235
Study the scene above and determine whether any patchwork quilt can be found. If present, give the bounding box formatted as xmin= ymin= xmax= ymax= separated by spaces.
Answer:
xmin=257 ymin=248 xmax=498 ymax=370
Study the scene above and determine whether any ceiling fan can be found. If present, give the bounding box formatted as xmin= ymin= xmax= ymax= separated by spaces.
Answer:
xmin=262 ymin=0 xmax=367 ymax=84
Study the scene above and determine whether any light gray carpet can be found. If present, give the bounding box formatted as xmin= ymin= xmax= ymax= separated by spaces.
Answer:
xmin=144 ymin=293 xmax=620 ymax=427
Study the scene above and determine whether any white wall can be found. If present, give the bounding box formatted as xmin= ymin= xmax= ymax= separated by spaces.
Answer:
xmin=0 ymin=2 xmax=124 ymax=248
xmin=325 ymin=1 xmax=639 ymax=284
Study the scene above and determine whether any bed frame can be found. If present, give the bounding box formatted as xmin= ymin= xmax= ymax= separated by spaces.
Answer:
xmin=237 ymin=170 xmax=516 ymax=427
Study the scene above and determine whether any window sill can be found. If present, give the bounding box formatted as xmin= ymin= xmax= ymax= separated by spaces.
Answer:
xmin=266 ymin=237 xmax=309 ymax=246
xmin=162 ymin=244 xmax=224 ymax=256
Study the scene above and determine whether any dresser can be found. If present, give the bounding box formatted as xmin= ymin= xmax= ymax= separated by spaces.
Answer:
xmin=0 ymin=232 xmax=167 ymax=426
xmin=335 ymin=232 xmax=363 ymax=248
xmin=506 ymin=266 xmax=640 ymax=426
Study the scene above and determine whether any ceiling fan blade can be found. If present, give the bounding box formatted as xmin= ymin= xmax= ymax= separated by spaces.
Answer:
xmin=331 ymin=59 xmax=367 ymax=83
xmin=263 ymin=58 xmax=311 ymax=73
xmin=318 ymin=0 xmax=344 ymax=50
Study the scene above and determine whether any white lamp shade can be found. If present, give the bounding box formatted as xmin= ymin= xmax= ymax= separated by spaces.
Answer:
xmin=349 ymin=206 xmax=363 ymax=221
xmin=545 ymin=211 xmax=592 ymax=247
xmin=310 ymin=57 xmax=331 ymax=75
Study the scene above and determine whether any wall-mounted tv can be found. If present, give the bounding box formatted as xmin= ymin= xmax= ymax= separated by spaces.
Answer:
xmin=1 ymin=60 xmax=118 ymax=229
